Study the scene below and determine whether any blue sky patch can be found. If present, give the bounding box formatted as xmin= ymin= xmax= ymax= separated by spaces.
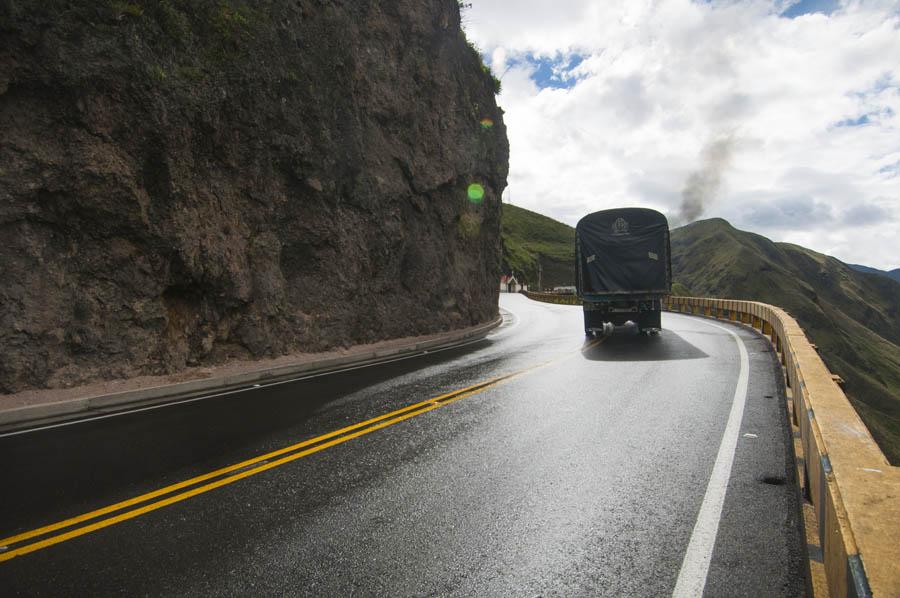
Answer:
xmin=834 ymin=114 xmax=870 ymax=127
xmin=832 ymin=106 xmax=895 ymax=128
xmin=527 ymin=54 xmax=584 ymax=90
xmin=780 ymin=0 xmax=839 ymax=19
xmin=850 ymin=73 xmax=897 ymax=99
xmin=491 ymin=52 xmax=587 ymax=90
xmin=878 ymin=160 xmax=900 ymax=178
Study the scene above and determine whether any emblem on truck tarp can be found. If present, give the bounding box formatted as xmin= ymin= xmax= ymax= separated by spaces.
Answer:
xmin=612 ymin=217 xmax=629 ymax=234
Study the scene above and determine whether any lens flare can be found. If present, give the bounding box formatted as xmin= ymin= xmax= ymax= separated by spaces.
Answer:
xmin=480 ymin=118 xmax=494 ymax=129
xmin=467 ymin=183 xmax=485 ymax=203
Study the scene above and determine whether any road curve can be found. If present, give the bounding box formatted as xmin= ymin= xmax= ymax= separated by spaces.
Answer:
xmin=0 ymin=294 xmax=807 ymax=596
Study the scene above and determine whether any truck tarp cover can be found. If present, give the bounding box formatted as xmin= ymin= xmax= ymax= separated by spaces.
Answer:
xmin=576 ymin=208 xmax=671 ymax=295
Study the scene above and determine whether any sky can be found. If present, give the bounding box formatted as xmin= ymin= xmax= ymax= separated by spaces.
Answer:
xmin=464 ymin=0 xmax=900 ymax=270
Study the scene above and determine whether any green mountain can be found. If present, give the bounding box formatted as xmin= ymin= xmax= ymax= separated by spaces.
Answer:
xmin=500 ymin=204 xmax=575 ymax=289
xmin=671 ymin=218 xmax=900 ymax=463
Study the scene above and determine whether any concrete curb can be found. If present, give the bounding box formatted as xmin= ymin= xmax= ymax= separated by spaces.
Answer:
xmin=0 ymin=316 xmax=502 ymax=434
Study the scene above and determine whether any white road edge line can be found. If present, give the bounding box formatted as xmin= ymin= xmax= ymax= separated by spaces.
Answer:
xmin=672 ymin=317 xmax=750 ymax=598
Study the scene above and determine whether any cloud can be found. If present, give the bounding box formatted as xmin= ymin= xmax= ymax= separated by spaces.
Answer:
xmin=466 ymin=0 xmax=900 ymax=269
xmin=842 ymin=200 xmax=895 ymax=225
xmin=742 ymin=195 xmax=834 ymax=229
xmin=602 ymin=74 xmax=654 ymax=126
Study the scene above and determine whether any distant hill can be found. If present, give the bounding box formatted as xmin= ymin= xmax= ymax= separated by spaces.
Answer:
xmin=848 ymin=264 xmax=900 ymax=283
xmin=500 ymin=204 xmax=575 ymax=290
xmin=672 ymin=218 xmax=900 ymax=463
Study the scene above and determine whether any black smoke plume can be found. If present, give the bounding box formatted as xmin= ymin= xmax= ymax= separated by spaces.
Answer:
xmin=679 ymin=135 xmax=734 ymax=223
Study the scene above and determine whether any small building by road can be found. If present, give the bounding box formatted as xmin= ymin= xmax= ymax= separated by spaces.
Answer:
xmin=500 ymin=275 xmax=526 ymax=293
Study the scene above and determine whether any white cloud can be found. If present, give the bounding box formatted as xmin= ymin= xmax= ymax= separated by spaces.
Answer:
xmin=465 ymin=0 xmax=900 ymax=269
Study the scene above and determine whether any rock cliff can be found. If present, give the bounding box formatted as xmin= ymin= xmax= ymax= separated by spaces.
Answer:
xmin=0 ymin=0 xmax=508 ymax=392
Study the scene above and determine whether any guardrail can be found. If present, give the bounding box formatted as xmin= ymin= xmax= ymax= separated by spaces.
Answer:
xmin=522 ymin=290 xmax=899 ymax=596
xmin=520 ymin=290 xmax=581 ymax=305
xmin=664 ymin=297 xmax=898 ymax=598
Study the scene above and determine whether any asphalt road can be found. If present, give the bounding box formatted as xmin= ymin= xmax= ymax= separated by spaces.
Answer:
xmin=0 ymin=294 xmax=807 ymax=597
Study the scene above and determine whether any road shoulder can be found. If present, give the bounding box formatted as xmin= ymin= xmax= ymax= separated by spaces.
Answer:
xmin=702 ymin=322 xmax=809 ymax=597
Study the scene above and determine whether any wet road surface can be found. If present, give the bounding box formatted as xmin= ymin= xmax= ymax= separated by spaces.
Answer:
xmin=0 ymin=294 xmax=807 ymax=596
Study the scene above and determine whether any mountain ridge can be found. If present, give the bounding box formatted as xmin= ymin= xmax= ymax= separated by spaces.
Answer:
xmin=848 ymin=263 xmax=900 ymax=283
xmin=672 ymin=218 xmax=900 ymax=462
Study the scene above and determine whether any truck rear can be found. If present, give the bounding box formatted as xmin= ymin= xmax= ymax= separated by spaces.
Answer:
xmin=575 ymin=208 xmax=672 ymax=336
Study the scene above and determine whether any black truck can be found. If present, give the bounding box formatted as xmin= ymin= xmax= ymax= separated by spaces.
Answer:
xmin=575 ymin=207 xmax=672 ymax=336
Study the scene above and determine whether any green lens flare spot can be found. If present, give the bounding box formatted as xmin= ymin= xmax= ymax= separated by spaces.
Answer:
xmin=467 ymin=183 xmax=485 ymax=203
xmin=480 ymin=118 xmax=494 ymax=129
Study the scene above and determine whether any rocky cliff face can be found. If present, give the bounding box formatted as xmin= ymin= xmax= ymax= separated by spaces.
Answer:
xmin=0 ymin=0 xmax=508 ymax=393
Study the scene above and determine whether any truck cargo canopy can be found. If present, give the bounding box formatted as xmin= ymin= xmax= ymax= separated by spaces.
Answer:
xmin=576 ymin=208 xmax=672 ymax=296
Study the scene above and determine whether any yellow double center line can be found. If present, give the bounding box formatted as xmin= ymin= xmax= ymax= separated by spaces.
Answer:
xmin=0 ymin=340 xmax=599 ymax=563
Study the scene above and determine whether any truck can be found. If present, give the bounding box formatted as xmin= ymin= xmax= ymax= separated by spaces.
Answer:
xmin=575 ymin=207 xmax=672 ymax=337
